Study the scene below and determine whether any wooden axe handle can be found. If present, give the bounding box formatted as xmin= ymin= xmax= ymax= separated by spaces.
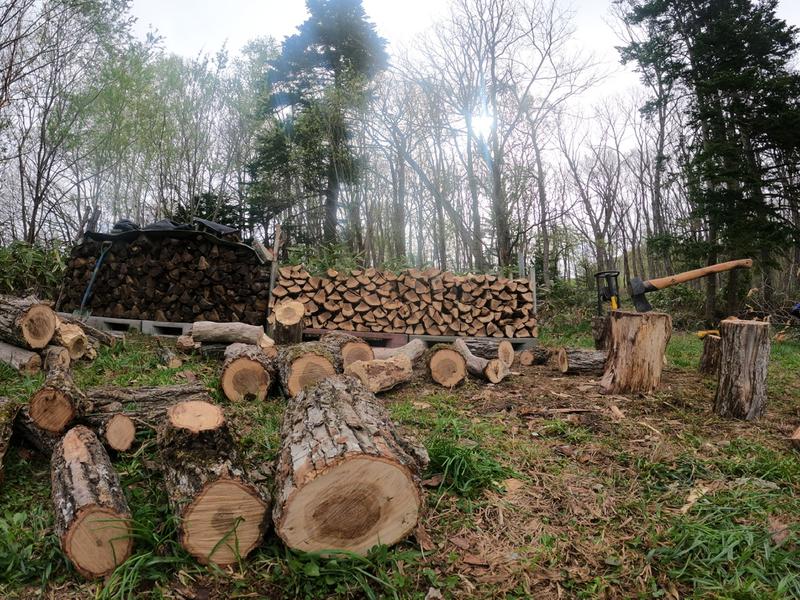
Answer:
xmin=647 ymin=259 xmax=753 ymax=290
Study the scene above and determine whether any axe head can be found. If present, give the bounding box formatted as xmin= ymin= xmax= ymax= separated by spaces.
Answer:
xmin=629 ymin=277 xmax=657 ymax=312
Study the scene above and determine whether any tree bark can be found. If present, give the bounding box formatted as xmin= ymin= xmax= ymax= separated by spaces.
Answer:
xmin=42 ymin=345 xmax=70 ymax=372
xmin=713 ymin=319 xmax=770 ymax=420
xmin=14 ymin=407 xmax=61 ymax=456
xmin=518 ymin=346 xmax=551 ymax=366
xmin=453 ymin=338 xmax=510 ymax=383
xmin=0 ymin=340 xmax=41 ymax=374
xmin=0 ymin=295 xmax=57 ymax=349
xmin=276 ymin=341 xmax=337 ymax=397
xmin=344 ymin=354 xmax=413 ymax=393
xmin=220 ymin=343 xmax=274 ymax=402
xmin=698 ymin=334 xmax=721 ymax=376
xmin=372 ymin=339 xmax=427 ymax=362
xmin=273 ymin=375 xmax=428 ymax=554
xmin=591 ymin=315 xmax=611 ymax=350
xmin=556 ymin=347 xmax=607 ymax=375
xmin=464 ymin=339 xmax=514 ymax=366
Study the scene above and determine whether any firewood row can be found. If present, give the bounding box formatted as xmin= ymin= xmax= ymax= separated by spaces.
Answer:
xmin=271 ymin=264 xmax=537 ymax=338
xmin=59 ymin=234 xmax=272 ymax=324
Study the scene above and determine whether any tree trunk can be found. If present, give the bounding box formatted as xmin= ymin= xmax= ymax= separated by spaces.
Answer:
xmin=0 ymin=295 xmax=57 ymax=349
xmin=713 ymin=319 xmax=770 ymax=420
xmin=344 ymin=354 xmax=412 ymax=393
xmin=556 ymin=347 xmax=607 ymax=375
xmin=57 ymin=314 xmax=119 ymax=347
xmin=191 ymin=321 xmax=275 ymax=354
xmin=600 ymin=311 xmax=672 ymax=394
xmin=320 ymin=331 xmax=374 ymax=371
xmin=427 ymin=344 xmax=466 ymax=388
xmin=698 ymin=334 xmax=721 ymax=376
xmin=157 ymin=400 xmax=270 ymax=565
xmin=0 ymin=397 xmax=19 ymax=484
xmin=220 ymin=343 xmax=275 ymax=402
xmin=29 ymin=365 xmax=91 ymax=433
xmin=276 ymin=342 xmax=336 ymax=397
xmin=0 ymin=340 xmax=41 ymax=374
xmin=452 ymin=338 xmax=510 ymax=383
xmin=51 ymin=426 xmax=133 ymax=578
xmin=273 ymin=375 xmax=428 ymax=553
xmin=270 ymin=299 xmax=305 ymax=344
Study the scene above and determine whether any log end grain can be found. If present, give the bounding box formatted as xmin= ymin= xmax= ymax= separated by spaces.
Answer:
xmin=167 ymin=400 xmax=225 ymax=433
xmin=29 ymin=388 xmax=75 ymax=433
xmin=340 ymin=340 xmax=374 ymax=369
xmin=221 ymin=358 xmax=271 ymax=402
xmin=428 ymin=348 xmax=466 ymax=388
xmin=485 ymin=358 xmax=510 ymax=384
xmin=21 ymin=304 xmax=57 ymax=349
xmin=64 ymin=506 xmax=133 ymax=578
xmin=287 ymin=355 xmax=336 ymax=397
xmin=274 ymin=300 xmax=305 ymax=326
xmin=105 ymin=414 xmax=136 ymax=452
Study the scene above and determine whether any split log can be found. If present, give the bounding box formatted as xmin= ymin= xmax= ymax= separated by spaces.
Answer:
xmin=277 ymin=342 xmax=336 ymax=397
xmin=42 ymin=345 xmax=70 ymax=371
xmin=191 ymin=321 xmax=275 ymax=355
xmin=158 ymin=400 xmax=270 ymax=565
xmin=555 ymin=347 xmax=607 ymax=376
xmin=271 ymin=299 xmax=305 ymax=344
xmin=320 ymin=331 xmax=374 ymax=371
xmin=372 ymin=338 xmax=427 ymax=361
xmin=698 ymin=334 xmax=721 ymax=376
xmin=13 ymin=407 xmax=60 ymax=456
xmin=0 ymin=397 xmax=19 ymax=484
xmin=51 ymin=426 xmax=133 ymax=578
xmin=0 ymin=340 xmax=41 ymax=374
xmin=29 ymin=365 xmax=91 ymax=432
xmin=713 ymin=319 xmax=770 ymax=420
xmin=345 ymin=354 xmax=413 ymax=393
xmin=518 ymin=346 xmax=551 ymax=366
xmin=57 ymin=314 xmax=119 ymax=347
xmin=600 ymin=311 xmax=672 ymax=394
xmin=452 ymin=338 xmax=510 ymax=383
xmin=427 ymin=344 xmax=467 ymax=387
xmin=0 ymin=295 xmax=56 ymax=350
xmin=220 ymin=343 xmax=274 ymax=402
xmin=591 ymin=315 xmax=611 ymax=350
xmin=464 ymin=339 xmax=514 ymax=366
xmin=273 ymin=375 xmax=428 ymax=553
xmin=53 ymin=318 xmax=89 ymax=360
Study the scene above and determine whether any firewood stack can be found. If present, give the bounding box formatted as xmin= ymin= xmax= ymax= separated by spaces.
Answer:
xmin=60 ymin=234 xmax=271 ymax=324
xmin=272 ymin=265 xmax=537 ymax=338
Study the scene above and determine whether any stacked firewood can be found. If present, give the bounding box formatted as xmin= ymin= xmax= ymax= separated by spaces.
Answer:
xmin=59 ymin=234 xmax=271 ymax=324
xmin=272 ymin=265 xmax=537 ymax=338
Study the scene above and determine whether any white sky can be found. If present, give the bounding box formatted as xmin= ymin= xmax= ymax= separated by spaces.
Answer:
xmin=130 ymin=0 xmax=800 ymax=102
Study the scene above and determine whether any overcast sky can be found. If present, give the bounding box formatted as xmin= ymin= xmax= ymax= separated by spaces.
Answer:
xmin=129 ymin=0 xmax=800 ymax=101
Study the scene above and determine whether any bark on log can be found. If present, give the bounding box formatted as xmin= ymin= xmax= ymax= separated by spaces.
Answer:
xmin=372 ymin=339 xmax=427 ymax=362
xmin=56 ymin=314 xmax=119 ymax=347
xmin=344 ymin=354 xmax=413 ymax=393
xmin=84 ymin=383 xmax=210 ymax=427
xmin=274 ymin=375 xmax=428 ymax=553
xmin=320 ymin=331 xmax=374 ymax=371
xmin=518 ymin=346 xmax=551 ymax=366
xmin=0 ymin=295 xmax=57 ymax=350
xmin=426 ymin=344 xmax=467 ymax=387
xmin=42 ymin=345 xmax=70 ymax=372
xmin=191 ymin=321 xmax=275 ymax=354
xmin=599 ymin=311 xmax=672 ymax=394
xmin=29 ymin=365 xmax=92 ymax=432
xmin=591 ymin=315 xmax=611 ymax=350
xmin=0 ymin=397 xmax=19 ymax=484
xmin=270 ymin=299 xmax=305 ymax=344
xmin=157 ymin=400 xmax=270 ymax=566
xmin=277 ymin=342 xmax=337 ymax=397
xmin=452 ymin=338 xmax=510 ymax=383
xmin=51 ymin=426 xmax=133 ymax=578
xmin=464 ymin=339 xmax=514 ymax=366
xmin=0 ymin=340 xmax=41 ymax=374
xmin=220 ymin=343 xmax=274 ymax=402
xmin=14 ymin=406 xmax=61 ymax=456
xmin=713 ymin=319 xmax=770 ymax=420
xmin=53 ymin=318 xmax=89 ymax=360
xmin=698 ymin=334 xmax=721 ymax=376
xmin=555 ymin=347 xmax=607 ymax=375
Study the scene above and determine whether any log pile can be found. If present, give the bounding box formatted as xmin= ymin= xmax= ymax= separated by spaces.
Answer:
xmin=273 ymin=265 xmax=537 ymax=338
xmin=59 ymin=234 xmax=271 ymax=324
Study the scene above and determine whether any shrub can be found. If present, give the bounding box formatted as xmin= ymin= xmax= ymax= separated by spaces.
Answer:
xmin=0 ymin=242 xmax=67 ymax=299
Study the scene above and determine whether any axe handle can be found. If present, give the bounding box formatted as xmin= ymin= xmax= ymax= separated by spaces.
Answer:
xmin=646 ymin=259 xmax=753 ymax=290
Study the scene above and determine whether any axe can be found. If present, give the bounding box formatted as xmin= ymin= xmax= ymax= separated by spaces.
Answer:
xmin=629 ymin=259 xmax=753 ymax=312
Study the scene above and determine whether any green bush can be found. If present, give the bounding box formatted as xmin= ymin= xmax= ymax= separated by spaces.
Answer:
xmin=0 ymin=242 xmax=67 ymax=299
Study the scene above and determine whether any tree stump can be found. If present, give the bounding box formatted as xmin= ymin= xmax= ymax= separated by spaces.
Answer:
xmin=220 ymin=343 xmax=274 ymax=402
xmin=191 ymin=321 xmax=275 ymax=355
xmin=453 ymin=338 xmax=510 ymax=383
xmin=51 ymin=426 xmax=133 ymax=578
xmin=698 ymin=334 xmax=721 ymax=376
xmin=29 ymin=365 xmax=92 ymax=432
xmin=0 ymin=340 xmax=41 ymax=374
xmin=0 ymin=397 xmax=19 ymax=484
xmin=0 ymin=295 xmax=57 ymax=350
xmin=345 ymin=354 xmax=413 ymax=393
xmin=599 ymin=311 xmax=672 ymax=394
xmin=427 ymin=344 xmax=467 ymax=387
xmin=713 ymin=319 xmax=770 ymax=420
xmin=53 ymin=318 xmax=89 ymax=360
xmin=555 ymin=347 xmax=607 ymax=375
xmin=518 ymin=346 xmax=551 ymax=366
xmin=277 ymin=342 xmax=337 ymax=397
xmin=320 ymin=331 xmax=374 ymax=371
xmin=591 ymin=315 xmax=611 ymax=350
xmin=158 ymin=400 xmax=270 ymax=565
xmin=274 ymin=375 xmax=428 ymax=554
xmin=270 ymin=299 xmax=305 ymax=344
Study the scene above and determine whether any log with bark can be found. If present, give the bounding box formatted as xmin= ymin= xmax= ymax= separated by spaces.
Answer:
xmin=319 ymin=331 xmax=374 ymax=371
xmin=599 ymin=311 xmax=672 ymax=394
xmin=0 ymin=295 xmax=57 ymax=350
xmin=591 ymin=315 xmax=611 ymax=350
xmin=276 ymin=342 xmax=337 ymax=397
xmin=157 ymin=400 xmax=270 ymax=565
xmin=270 ymin=299 xmax=305 ymax=344
xmin=713 ymin=318 xmax=770 ymax=420
xmin=57 ymin=314 xmax=119 ymax=348
xmin=53 ymin=318 xmax=89 ymax=360
xmin=344 ymin=354 xmax=413 ymax=393
xmin=555 ymin=347 xmax=607 ymax=375
xmin=191 ymin=321 xmax=275 ymax=355
xmin=0 ymin=397 xmax=19 ymax=484
xmin=518 ymin=346 xmax=551 ymax=366
xmin=29 ymin=365 xmax=92 ymax=432
xmin=427 ymin=344 xmax=467 ymax=388
xmin=452 ymin=338 xmax=510 ymax=383
xmin=51 ymin=426 xmax=133 ymax=578
xmin=698 ymin=334 xmax=721 ymax=376
xmin=42 ymin=345 xmax=70 ymax=372
xmin=81 ymin=413 xmax=137 ymax=453
xmin=13 ymin=406 xmax=61 ymax=456
xmin=0 ymin=340 xmax=42 ymax=374
xmin=273 ymin=375 xmax=428 ymax=553
xmin=464 ymin=339 xmax=514 ymax=366
xmin=371 ymin=338 xmax=428 ymax=362
xmin=220 ymin=343 xmax=274 ymax=402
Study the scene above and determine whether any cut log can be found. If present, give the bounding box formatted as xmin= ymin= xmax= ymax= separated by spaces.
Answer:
xmin=53 ymin=318 xmax=89 ymax=360
xmin=344 ymin=354 xmax=413 ymax=393
xmin=698 ymin=334 xmax=721 ymax=376
xmin=277 ymin=342 xmax=337 ymax=397
xmin=427 ymin=344 xmax=467 ymax=388
xmin=191 ymin=321 xmax=275 ymax=354
xmin=271 ymin=299 xmax=305 ymax=344
xmin=57 ymin=314 xmax=118 ymax=347
xmin=158 ymin=400 xmax=269 ymax=565
xmin=42 ymin=345 xmax=70 ymax=372
xmin=82 ymin=413 xmax=137 ymax=452
xmin=452 ymin=338 xmax=510 ymax=383
xmin=464 ymin=339 xmax=514 ymax=366
xmin=555 ymin=347 xmax=607 ymax=375
xmin=518 ymin=346 xmax=551 ymax=366
xmin=51 ymin=426 xmax=133 ymax=578
xmin=0 ymin=340 xmax=41 ymax=374
xmin=372 ymin=338 xmax=427 ymax=362
xmin=29 ymin=365 xmax=91 ymax=432
xmin=273 ymin=375 xmax=428 ymax=553
xmin=0 ymin=295 xmax=57 ymax=349
xmin=599 ymin=311 xmax=672 ymax=394
xmin=319 ymin=331 xmax=375 ymax=371
xmin=0 ymin=397 xmax=19 ymax=484
xmin=13 ymin=406 xmax=60 ymax=456
xmin=220 ymin=343 xmax=274 ymax=402
xmin=713 ymin=318 xmax=770 ymax=420
xmin=176 ymin=334 xmax=200 ymax=352
xmin=591 ymin=315 xmax=611 ymax=350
